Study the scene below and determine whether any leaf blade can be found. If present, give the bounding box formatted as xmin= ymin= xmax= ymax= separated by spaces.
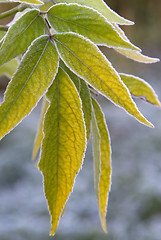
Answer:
xmin=0 ymin=9 xmax=46 ymax=67
xmin=120 ymin=73 xmax=161 ymax=106
xmin=39 ymin=68 xmax=86 ymax=235
xmin=0 ymin=35 xmax=59 ymax=140
xmin=92 ymin=97 xmax=112 ymax=232
xmin=54 ymin=33 xmax=153 ymax=127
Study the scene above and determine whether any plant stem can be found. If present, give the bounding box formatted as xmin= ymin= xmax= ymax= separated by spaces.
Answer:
xmin=0 ymin=25 xmax=9 ymax=31
xmin=0 ymin=4 xmax=29 ymax=20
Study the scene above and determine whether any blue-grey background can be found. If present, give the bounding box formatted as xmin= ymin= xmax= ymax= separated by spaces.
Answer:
xmin=0 ymin=0 xmax=161 ymax=239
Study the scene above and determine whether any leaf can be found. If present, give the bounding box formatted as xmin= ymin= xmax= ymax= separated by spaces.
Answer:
xmin=0 ymin=35 xmax=59 ymax=140
xmin=0 ymin=58 xmax=18 ymax=77
xmin=11 ymin=0 xmax=43 ymax=4
xmin=0 ymin=31 xmax=5 ymax=41
xmin=0 ymin=9 xmax=46 ymax=67
xmin=60 ymin=61 xmax=91 ymax=141
xmin=92 ymin=97 xmax=112 ymax=233
xmin=54 ymin=0 xmax=134 ymax=25
xmin=112 ymin=23 xmax=159 ymax=63
xmin=54 ymin=32 xmax=153 ymax=127
xmin=39 ymin=68 xmax=86 ymax=235
xmin=120 ymin=73 xmax=161 ymax=107
xmin=47 ymin=4 xmax=138 ymax=50
xmin=32 ymin=97 xmax=49 ymax=161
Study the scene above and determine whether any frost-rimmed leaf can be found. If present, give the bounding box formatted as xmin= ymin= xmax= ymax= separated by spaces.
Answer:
xmin=0 ymin=35 xmax=59 ymax=140
xmin=120 ymin=73 xmax=161 ymax=106
xmin=39 ymin=68 xmax=86 ymax=235
xmin=0 ymin=59 xmax=18 ymax=78
xmin=47 ymin=4 xmax=138 ymax=50
xmin=54 ymin=32 xmax=153 ymax=127
xmin=54 ymin=0 xmax=134 ymax=25
xmin=92 ymin=97 xmax=112 ymax=233
xmin=11 ymin=0 xmax=43 ymax=4
xmin=0 ymin=9 xmax=46 ymax=67
xmin=60 ymin=61 xmax=91 ymax=141
xmin=112 ymin=23 xmax=159 ymax=63
xmin=32 ymin=97 xmax=49 ymax=161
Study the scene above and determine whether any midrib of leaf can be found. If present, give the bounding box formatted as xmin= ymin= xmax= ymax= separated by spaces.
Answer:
xmin=54 ymin=37 xmax=144 ymax=120
xmin=1 ymin=11 xmax=40 ymax=49
xmin=0 ymin=38 xmax=49 ymax=126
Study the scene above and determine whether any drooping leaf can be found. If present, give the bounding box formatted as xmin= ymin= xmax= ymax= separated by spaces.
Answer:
xmin=120 ymin=73 xmax=161 ymax=106
xmin=11 ymin=0 xmax=43 ymax=4
xmin=60 ymin=61 xmax=91 ymax=141
xmin=0 ymin=35 xmax=59 ymax=140
xmin=32 ymin=97 xmax=49 ymax=161
xmin=0 ymin=58 xmax=18 ymax=77
xmin=112 ymin=23 xmax=159 ymax=63
xmin=54 ymin=32 xmax=153 ymax=127
xmin=39 ymin=68 xmax=86 ymax=235
xmin=0 ymin=9 xmax=46 ymax=67
xmin=54 ymin=0 xmax=134 ymax=25
xmin=92 ymin=97 xmax=112 ymax=232
xmin=47 ymin=4 xmax=138 ymax=50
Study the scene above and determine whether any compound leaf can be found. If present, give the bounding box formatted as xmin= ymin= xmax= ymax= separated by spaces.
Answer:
xmin=0 ymin=35 xmax=59 ymax=140
xmin=32 ymin=97 xmax=49 ymax=161
xmin=0 ymin=9 xmax=46 ymax=67
xmin=54 ymin=32 xmax=153 ymax=127
xmin=120 ymin=73 xmax=161 ymax=106
xmin=39 ymin=68 xmax=86 ymax=235
xmin=47 ymin=4 xmax=138 ymax=50
xmin=92 ymin=97 xmax=111 ymax=233
xmin=54 ymin=0 xmax=133 ymax=25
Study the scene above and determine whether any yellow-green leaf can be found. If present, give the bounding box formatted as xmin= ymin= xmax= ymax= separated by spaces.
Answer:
xmin=11 ymin=0 xmax=43 ymax=4
xmin=60 ymin=61 xmax=91 ymax=141
xmin=92 ymin=97 xmax=111 ymax=232
xmin=39 ymin=68 xmax=86 ymax=235
xmin=112 ymin=23 xmax=159 ymax=63
xmin=0 ymin=58 xmax=18 ymax=78
xmin=0 ymin=35 xmax=59 ymax=140
xmin=54 ymin=0 xmax=134 ymax=25
xmin=47 ymin=4 xmax=138 ymax=50
xmin=32 ymin=97 xmax=49 ymax=161
xmin=120 ymin=73 xmax=161 ymax=107
xmin=0 ymin=9 xmax=46 ymax=67
xmin=54 ymin=33 xmax=153 ymax=127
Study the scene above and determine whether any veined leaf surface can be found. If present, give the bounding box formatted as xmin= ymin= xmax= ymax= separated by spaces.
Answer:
xmin=39 ymin=68 xmax=86 ymax=235
xmin=0 ymin=9 xmax=46 ymax=67
xmin=47 ymin=4 xmax=138 ymax=50
xmin=54 ymin=0 xmax=133 ymax=25
xmin=32 ymin=97 xmax=49 ymax=161
xmin=0 ymin=35 xmax=59 ymax=140
xmin=60 ymin=62 xmax=91 ymax=141
xmin=54 ymin=33 xmax=153 ymax=127
xmin=92 ymin=97 xmax=111 ymax=232
xmin=120 ymin=74 xmax=161 ymax=106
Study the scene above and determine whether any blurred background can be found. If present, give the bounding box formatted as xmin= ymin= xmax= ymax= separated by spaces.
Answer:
xmin=0 ymin=0 xmax=161 ymax=239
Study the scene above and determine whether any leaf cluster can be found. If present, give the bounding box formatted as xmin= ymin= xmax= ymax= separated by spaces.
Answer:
xmin=0 ymin=0 xmax=160 ymax=236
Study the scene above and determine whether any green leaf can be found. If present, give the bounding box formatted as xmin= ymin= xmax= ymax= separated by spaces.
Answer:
xmin=0 ymin=9 xmax=46 ymax=67
xmin=0 ymin=58 xmax=18 ymax=78
xmin=112 ymin=23 xmax=159 ymax=63
xmin=54 ymin=32 xmax=153 ymax=127
xmin=32 ymin=97 xmax=49 ymax=161
xmin=120 ymin=73 xmax=161 ymax=107
xmin=39 ymin=68 xmax=86 ymax=235
xmin=54 ymin=0 xmax=134 ymax=25
xmin=92 ymin=97 xmax=112 ymax=233
xmin=0 ymin=35 xmax=59 ymax=140
xmin=47 ymin=4 xmax=138 ymax=50
xmin=60 ymin=61 xmax=91 ymax=141
xmin=0 ymin=31 xmax=5 ymax=41
xmin=11 ymin=0 xmax=43 ymax=4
